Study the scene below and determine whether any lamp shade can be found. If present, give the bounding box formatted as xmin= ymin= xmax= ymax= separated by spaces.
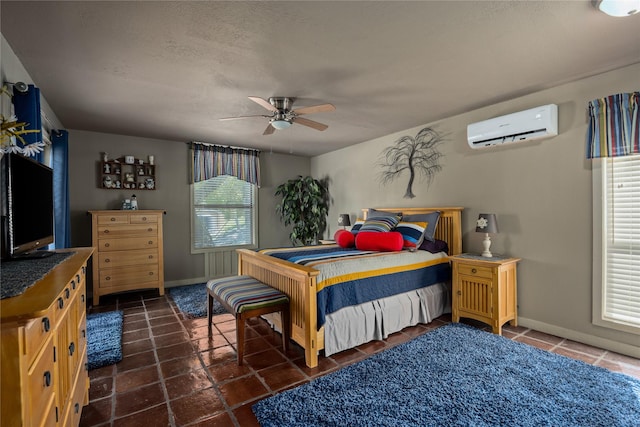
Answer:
xmin=596 ymin=0 xmax=640 ymax=16
xmin=271 ymin=119 xmax=292 ymax=130
xmin=475 ymin=213 xmax=498 ymax=234
xmin=338 ymin=214 xmax=351 ymax=227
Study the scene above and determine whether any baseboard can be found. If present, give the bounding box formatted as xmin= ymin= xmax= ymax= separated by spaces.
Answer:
xmin=164 ymin=277 xmax=209 ymax=288
xmin=518 ymin=317 xmax=640 ymax=358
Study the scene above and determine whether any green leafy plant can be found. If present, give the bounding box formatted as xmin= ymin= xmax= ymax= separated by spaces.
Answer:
xmin=275 ymin=175 xmax=329 ymax=246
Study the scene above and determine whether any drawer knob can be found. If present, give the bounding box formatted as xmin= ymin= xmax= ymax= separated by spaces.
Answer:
xmin=457 ymin=290 xmax=462 ymax=295
xmin=105 ymin=258 xmax=111 ymax=263
xmin=104 ymin=243 xmax=110 ymax=248
xmin=71 ymin=280 xmax=76 ymax=290
xmin=75 ymin=403 xmax=80 ymax=414
xmin=42 ymin=317 xmax=50 ymax=332
xmin=148 ymin=241 xmax=153 ymax=245
xmin=142 ymin=217 xmax=147 ymax=221
xmin=82 ymin=329 xmax=86 ymax=339
xmin=104 ymin=229 xmax=110 ymax=234
xmin=148 ymin=228 xmax=152 ymax=232
xmin=105 ymin=276 xmax=111 ymax=281
xmin=81 ymin=294 xmax=86 ymax=303
xmin=149 ymin=272 xmax=154 ymax=276
xmin=69 ymin=342 xmax=75 ymax=356
xmin=110 ymin=217 xmax=116 ymax=221
xmin=148 ymin=255 xmax=153 ymax=259
xmin=43 ymin=371 xmax=52 ymax=387
xmin=76 ymin=274 xmax=81 ymax=282
xmin=471 ymin=268 xmax=477 ymax=274
xmin=65 ymin=288 xmax=70 ymax=299
xmin=58 ymin=298 xmax=64 ymax=309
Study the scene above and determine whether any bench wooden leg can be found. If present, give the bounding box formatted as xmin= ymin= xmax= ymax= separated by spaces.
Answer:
xmin=281 ymin=305 xmax=290 ymax=354
xmin=207 ymin=294 xmax=213 ymax=335
xmin=236 ymin=315 xmax=245 ymax=365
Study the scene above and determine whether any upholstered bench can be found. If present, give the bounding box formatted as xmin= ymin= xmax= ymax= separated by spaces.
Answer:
xmin=206 ymin=275 xmax=290 ymax=365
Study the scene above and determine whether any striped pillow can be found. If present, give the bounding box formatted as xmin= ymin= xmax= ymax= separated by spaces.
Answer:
xmin=395 ymin=221 xmax=428 ymax=249
xmin=359 ymin=214 xmax=402 ymax=233
xmin=350 ymin=218 xmax=365 ymax=234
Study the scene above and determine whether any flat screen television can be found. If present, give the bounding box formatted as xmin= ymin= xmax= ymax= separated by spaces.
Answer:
xmin=1 ymin=153 xmax=55 ymax=259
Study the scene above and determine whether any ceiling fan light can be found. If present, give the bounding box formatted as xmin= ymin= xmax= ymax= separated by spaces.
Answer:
xmin=271 ymin=119 xmax=292 ymax=130
xmin=596 ymin=0 xmax=640 ymax=16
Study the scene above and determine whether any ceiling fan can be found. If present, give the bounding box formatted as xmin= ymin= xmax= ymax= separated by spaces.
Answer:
xmin=220 ymin=96 xmax=335 ymax=135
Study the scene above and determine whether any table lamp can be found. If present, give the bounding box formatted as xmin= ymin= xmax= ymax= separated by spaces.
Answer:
xmin=476 ymin=213 xmax=498 ymax=257
xmin=338 ymin=214 xmax=351 ymax=230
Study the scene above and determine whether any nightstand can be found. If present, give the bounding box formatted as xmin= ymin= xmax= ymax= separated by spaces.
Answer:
xmin=449 ymin=254 xmax=520 ymax=335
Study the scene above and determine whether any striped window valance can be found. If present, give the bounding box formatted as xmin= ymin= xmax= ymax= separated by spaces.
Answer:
xmin=586 ymin=92 xmax=639 ymax=159
xmin=190 ymin=142 xmax=261 ymax=187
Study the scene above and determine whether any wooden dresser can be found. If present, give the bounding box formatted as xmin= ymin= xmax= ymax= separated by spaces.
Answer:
xmin=0 ymin=248 xmax=93 ymax=427
xmin=89 ymin=210 xmax=165 ymax=305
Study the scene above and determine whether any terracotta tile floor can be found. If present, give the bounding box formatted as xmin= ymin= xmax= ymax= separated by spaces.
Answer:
xmin=80 ymin=290 xmax=640 ymax=427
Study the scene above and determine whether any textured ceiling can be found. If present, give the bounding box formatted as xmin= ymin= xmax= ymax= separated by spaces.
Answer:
xmin=2 ymin=1 xmax=639 ymax=157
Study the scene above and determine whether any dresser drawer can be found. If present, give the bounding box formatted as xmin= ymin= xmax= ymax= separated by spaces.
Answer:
xmin=97 ymin=236 xmax=159 ymax=252
xmin=99 ymin=265 xmax=159 ymax=288
xmin=23 ymin=306 xmax=54 ymax=366
xmin=131 ymin=213 xmax=158 ymax=224
xmin=98 ymin=249 xmax=159 ymax=268
xmin=458 ymin=264 xmax=493 ymax=279
xmin=97 ymin=214 xmax=129 ymax=225
xmin=27 ymin=336 xmax=55 ymax=425
xmin=97 ymin=223 xmax=157 ymax=239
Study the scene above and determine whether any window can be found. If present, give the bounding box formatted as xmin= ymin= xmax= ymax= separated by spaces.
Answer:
xmin=592 ymin=155 xmax=640 ymax=334
xmin=191 ymin=175 xmax=257 ymax=251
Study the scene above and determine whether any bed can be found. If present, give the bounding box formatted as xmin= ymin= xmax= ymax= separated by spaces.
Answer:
xmin=236 ymin=207 xmax=463 ymax=368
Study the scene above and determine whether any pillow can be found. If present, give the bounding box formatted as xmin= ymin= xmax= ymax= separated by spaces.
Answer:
xmin=419 ymin=238 xmax=449 ymax=254
xmin=403 ymin=211 xmax=441 ymax=242
xmin=334 ymin=229 xmax=355 ymax=248
xmin=350 ymin=218 xmax=365 ymax=234
xmin=394 ymin=221 xmax=428 ymax=249
xmin=359 ymin=214 xmax=402 ymax=233
xmin=367 ymin=208 xmax=403 ymax=218
xmin=355 ymin=231 xmax=404 ymax=252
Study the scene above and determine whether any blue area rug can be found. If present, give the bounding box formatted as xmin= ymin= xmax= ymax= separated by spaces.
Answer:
xmin=86 ymin=310 xmax=123 ymax=370
xmin=253 ymin=323 xmax=640 ymax=427
xmin=168 ymin=283 xmax=227 ymax=318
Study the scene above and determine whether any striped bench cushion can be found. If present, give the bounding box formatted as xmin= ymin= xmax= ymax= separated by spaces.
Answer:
xmin=206 ymin=275 xmax=289 ymax=314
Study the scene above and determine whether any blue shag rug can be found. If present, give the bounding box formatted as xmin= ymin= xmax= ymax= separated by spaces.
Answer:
xmin=253 ymin=323 xmax=640 ymax=427
xmin=168 ymin=283 xmax=227 ymax=318
xmin=86 ymin=310 xmax=123 ymax=370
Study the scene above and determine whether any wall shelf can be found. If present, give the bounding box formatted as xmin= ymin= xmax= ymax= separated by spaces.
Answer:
xmin=100 ymin=157 xmax=156 ymax=190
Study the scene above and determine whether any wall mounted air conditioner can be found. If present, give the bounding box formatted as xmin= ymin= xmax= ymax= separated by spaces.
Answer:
xmin=467 ymin=104 xmax=558 ymax=149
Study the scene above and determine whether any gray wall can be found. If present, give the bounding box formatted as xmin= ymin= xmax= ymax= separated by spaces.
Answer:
xmin=312 ymin=63 xmax=640 ymax=356
xmin=68 ymin=130 xmax=310 ymax=288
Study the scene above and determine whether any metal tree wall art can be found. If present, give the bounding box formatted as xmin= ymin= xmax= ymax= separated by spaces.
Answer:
xmin=378 ymin=127 xmax=445 ymax=198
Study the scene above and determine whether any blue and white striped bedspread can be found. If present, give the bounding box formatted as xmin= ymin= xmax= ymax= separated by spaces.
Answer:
xmin=259 ymin=246 xmax=451 ymax=328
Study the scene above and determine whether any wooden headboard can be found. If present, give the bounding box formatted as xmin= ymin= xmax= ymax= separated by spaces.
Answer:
xmin=362 ymin=207 xmax=463 ymax=255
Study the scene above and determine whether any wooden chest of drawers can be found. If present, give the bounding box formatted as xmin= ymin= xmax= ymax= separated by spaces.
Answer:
xmin=0 ymin=248 xmax=93 ymax=427
xmin=449 ymin=254 xmax=520 ymax=335
xmin=89 ymin=210 xmax=165 ymax=305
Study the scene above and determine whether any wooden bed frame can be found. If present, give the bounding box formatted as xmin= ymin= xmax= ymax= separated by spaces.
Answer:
xmin=237 ymin=207 xmax=463 ymax=367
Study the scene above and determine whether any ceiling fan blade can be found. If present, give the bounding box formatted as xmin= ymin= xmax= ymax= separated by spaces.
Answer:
xmin=263 ymin=123 xmax=275 ymax=135
xmin=293 ymin=117 xmax=328 ymax=131
xmin=292 ymin=103 xmax=335 ymax=115
xmin=219 ymin=115 xmax=269 ymax=121
xmin=249 ymin=96 xmax=278 ymax=112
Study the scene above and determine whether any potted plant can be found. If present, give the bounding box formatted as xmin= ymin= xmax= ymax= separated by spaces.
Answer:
xmin=275 ymin=175 xmax=329 ymax=246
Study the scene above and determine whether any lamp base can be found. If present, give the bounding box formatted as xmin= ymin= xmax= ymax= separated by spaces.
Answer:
xmin=481 ymin=233 xmax=493 ymax=257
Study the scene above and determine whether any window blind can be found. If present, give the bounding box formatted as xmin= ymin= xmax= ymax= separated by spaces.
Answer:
xmin=603 ymin=155 xmax=640 ymax=328
xmin=192 ymin=175 xmax=256 ymax=250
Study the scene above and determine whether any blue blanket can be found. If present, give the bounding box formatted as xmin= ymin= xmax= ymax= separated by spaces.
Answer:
xmin=260 ymin=246 xmax=451 ymax=328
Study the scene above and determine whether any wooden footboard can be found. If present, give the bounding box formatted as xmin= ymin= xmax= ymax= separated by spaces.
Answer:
xmin=237 ymin=207 xmax=463 ymax=368
xmin=237 ymin=248 xmax=321 ymax=367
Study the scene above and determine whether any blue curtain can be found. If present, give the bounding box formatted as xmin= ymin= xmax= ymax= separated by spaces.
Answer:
xmin=586 ymin=92 xmax=639 ymax=158
xmin=52 ymin=130 xmax=71 ymax=248
xmin=12 ymin=84 xmax=43 ymax=161
xmin=190 ymin=142 xmax=261 ymax=187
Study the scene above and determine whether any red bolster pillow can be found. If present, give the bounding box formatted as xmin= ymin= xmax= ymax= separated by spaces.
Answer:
xmin=334 ymin=229 xmax=355 ymax=248
xmin=355 ymin=231 xmax=404 ymax=252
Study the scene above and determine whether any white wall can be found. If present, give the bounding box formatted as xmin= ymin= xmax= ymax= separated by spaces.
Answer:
xmin=312 ymin=63 xmax=640 ymax=356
